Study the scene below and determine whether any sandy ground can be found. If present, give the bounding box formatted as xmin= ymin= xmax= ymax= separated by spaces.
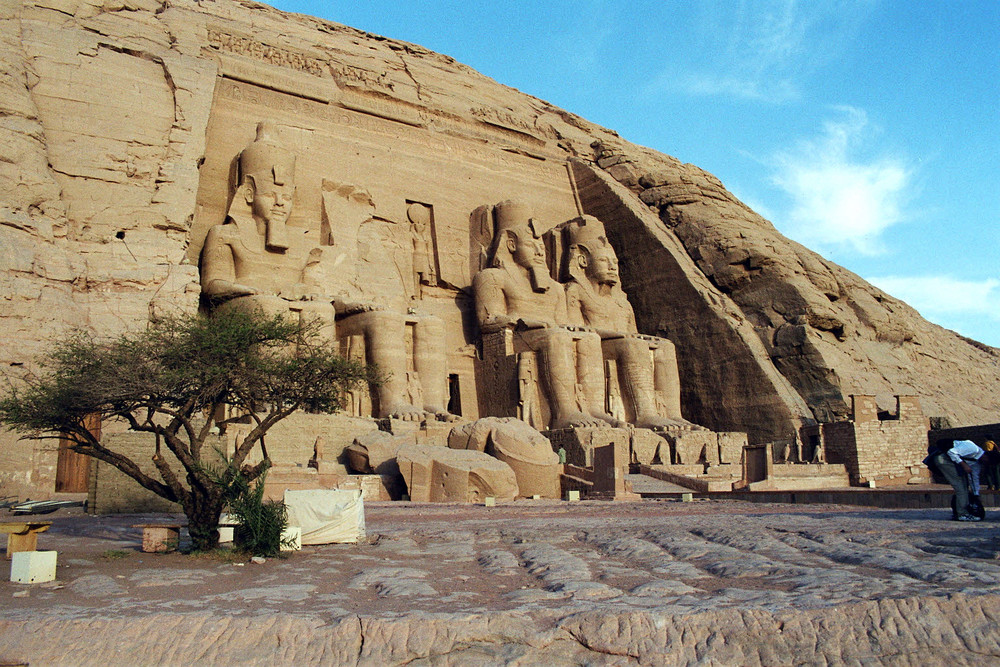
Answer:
xmin=2 ymin=498 xmax=999 ymax=664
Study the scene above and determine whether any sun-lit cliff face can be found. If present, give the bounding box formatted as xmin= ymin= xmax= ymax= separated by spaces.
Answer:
xmin=1 ymin=0 xmax=997 ymax=494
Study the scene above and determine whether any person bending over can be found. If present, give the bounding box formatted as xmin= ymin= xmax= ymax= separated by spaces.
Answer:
xmin=934 ymin=438 xmax=986 ymax=521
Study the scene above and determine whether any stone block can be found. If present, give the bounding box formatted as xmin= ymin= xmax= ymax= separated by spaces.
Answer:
xmin=136 ymin=524 xmax=180 ymax=553
xmin=717 ymin=432 xmax=748 ymax=464
xmin=545 ymin=426 xmax=630 ymax=467
xmin=631 ymin=428 xmax=665 ymax=465
xmin=397 ymin=444 xmax=517 ymax=503
xmin=11 ymin=551 xmax=58 ymax=584
xmin=705 ymin=464 xmax=740 ymax=479
xmin=592 ymin=439 xmax=638 ymax=500
xmin=669 ymin=430 xmax=716 ymax=465
xmin=450 ymin=418 xmax=560 ymax=498
xmin=417 ymin=420 xmax=454 ymax=448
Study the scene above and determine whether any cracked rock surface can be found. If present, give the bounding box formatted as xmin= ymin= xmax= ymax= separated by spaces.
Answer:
xmin=2 ymin=499 xmax=1000 ymax=664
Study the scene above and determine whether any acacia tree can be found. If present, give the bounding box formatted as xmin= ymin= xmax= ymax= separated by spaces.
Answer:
xmin=0 ymin=308 xmax=375 ymax=551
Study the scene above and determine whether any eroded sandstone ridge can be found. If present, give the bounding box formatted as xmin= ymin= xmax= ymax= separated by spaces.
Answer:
xmin=2 ymin=0 xmax=998 ymax=494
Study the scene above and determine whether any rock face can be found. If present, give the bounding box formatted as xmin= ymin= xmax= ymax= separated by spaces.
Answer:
xmin=1 ymin=0 xmax=998 ymax=495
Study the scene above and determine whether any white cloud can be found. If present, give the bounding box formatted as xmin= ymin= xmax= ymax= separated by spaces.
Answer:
xmin=866 ymin=275 xmax=1000 ymax=330
xmin=678 ymin=73 xmax=798 ymax=103
xmin=769 ymin=107 xmax=911 ymax=255
xmin=662 ymin=0 xmax=872 ymax=102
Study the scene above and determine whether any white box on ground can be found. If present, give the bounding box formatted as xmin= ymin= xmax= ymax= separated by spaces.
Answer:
xmin=280 ymin=525 xmax=302 ymax=551
xmin=218 ymin=513 xmax=234 ymax=543
xmin=284 ymin=489 xmax=365 ymax=545
xmin=11 ymin=550 xmax=57 ymax=584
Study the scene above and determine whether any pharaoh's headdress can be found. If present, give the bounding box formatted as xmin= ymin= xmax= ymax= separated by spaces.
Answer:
xmin=237 ymin=121 xmax=295 ymax=192
xmin=231 ymin=121 xmax=295 ymax=250
xmin=555 ymin=215 xmax=611 ymax=282
xmin=470 ymin=199 xmax=540 ymax=274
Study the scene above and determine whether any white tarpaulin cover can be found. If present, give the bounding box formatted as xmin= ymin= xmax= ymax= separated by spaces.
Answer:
xmin=284 ymin=489 xmax=366 ymax=545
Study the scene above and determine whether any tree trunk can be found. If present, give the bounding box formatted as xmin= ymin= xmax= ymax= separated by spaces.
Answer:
xmin=183 ymin=487 xmax=225 ymax=552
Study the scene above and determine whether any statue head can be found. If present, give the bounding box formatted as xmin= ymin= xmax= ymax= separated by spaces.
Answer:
xmin=492 ymin=200 xmax=545 ymax=269
xmin=489 ymin=200 xmax=550 ymax=291
xmin=564 ymin=215 xmax=619 ymax=289
xmin=236 ymin=121 xmax=296 ymax=251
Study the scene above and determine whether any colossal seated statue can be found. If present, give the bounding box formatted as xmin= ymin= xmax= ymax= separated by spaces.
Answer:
xmin=335 ymin=303 xmax=455 ymax=422
xmin=558 ymin=215 xmax=690 ymax=430
xmin=472 ymin=200 xmax=617 ymax=429
xmin=200 ymin=121 xmax=453 ymax=422
xmin=200 ymin=120 xmax=337 ymax=338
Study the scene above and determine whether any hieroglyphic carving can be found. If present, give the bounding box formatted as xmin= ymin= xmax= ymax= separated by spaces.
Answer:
xmin=215 ymin=54 xmax=334 ymax=104
xmin=207 ymin=28 xmax=326 ymax=77
xmin=215 ymin=79 xmax=545 ymax=173
xmin=469 ymin=107 xmax=545 ymax=147
xmin=216 ymin=78 xmax=322 ymax=116
xmin=470 ymin=107 xmax=534 ymax=134
xmin=332 ymin=64 xmax=395 ymax=92
xmin=339 ymin=92 xmax=424 ymax=128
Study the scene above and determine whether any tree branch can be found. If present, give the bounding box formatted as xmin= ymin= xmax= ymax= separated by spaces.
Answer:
xmin=232 ymin=403 xmax=298 ymax=466
xmin=69 ymin=438 xmax=176 ymax=501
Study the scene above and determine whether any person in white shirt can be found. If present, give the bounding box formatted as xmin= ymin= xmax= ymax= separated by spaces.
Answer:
xmin=938 ymin=439 xmax=985 ymax=521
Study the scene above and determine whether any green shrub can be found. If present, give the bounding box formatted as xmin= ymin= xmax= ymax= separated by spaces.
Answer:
xmin=217 ymin=460 xmax=291 ymax=558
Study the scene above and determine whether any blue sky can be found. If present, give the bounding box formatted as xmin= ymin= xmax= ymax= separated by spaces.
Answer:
xmin=268 ymin=0 xmax=1000 ymax=346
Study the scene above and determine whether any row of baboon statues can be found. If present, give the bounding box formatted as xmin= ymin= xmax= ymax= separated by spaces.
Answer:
xmin=200 ymin=122 xmax=693 ymax=432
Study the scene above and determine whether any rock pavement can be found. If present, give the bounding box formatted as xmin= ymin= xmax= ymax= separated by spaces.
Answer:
xmin=2 ymin=500 xmax=1000 ymax=664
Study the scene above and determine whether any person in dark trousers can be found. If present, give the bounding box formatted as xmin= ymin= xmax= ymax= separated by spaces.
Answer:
xmin=930 ymin=438 xmax=985 ymax=521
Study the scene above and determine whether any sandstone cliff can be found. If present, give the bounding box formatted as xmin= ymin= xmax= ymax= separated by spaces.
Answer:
xmin=1 ymin=0 xmax=998 ymax=492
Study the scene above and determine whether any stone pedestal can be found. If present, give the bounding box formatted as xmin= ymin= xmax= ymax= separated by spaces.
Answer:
xmin=136 ymin=524 xmax=181 ymax=553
